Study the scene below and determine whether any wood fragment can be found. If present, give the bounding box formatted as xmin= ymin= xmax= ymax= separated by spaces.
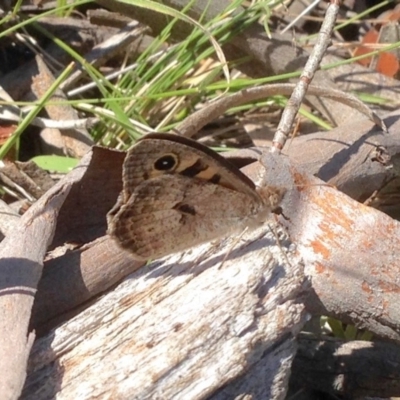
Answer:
xmin=0 ymin=176 xmax=73 ymax=399
xmin=260 ymin=151 xmax=400 ymax=341
xmin=32 ymin=236 xmax=143 ymax=334
xmin=23 ymin=226 xmax=307 ymax=400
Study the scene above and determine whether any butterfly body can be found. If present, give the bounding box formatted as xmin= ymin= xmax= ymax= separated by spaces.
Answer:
xmin=107 ymin=134 xmax=282 ymax=260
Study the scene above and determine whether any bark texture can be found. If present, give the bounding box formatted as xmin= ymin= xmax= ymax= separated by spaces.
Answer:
xmin=23 ymin=226 xmax=307 ymax=400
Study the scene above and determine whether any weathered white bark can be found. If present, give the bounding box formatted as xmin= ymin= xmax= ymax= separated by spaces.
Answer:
xmin=23 ymin=226 xmax=307 ymax=400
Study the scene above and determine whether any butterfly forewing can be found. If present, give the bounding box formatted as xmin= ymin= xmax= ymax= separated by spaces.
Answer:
xmin=121 ymin=134 xmax=262 ymax=203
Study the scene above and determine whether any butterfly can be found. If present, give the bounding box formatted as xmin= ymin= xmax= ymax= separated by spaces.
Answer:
xmin=107 ymin=133 xmax=284 ymax=260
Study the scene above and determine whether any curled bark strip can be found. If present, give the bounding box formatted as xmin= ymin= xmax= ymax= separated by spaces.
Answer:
xmin=50 ymin=146 xmax=125 ymax=248
xmin=175 ymin=84 xmax=385 ymax=139
xmin=32 ymin=236 xmax=143 ymax=334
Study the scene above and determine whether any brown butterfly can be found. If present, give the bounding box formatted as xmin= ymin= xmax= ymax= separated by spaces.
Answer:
xmin=107 ymin=133 xmax=283 ymax=260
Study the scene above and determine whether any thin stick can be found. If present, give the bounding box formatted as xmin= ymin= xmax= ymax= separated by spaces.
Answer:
xmin=271 ymin=0 xmax=341 ymax=152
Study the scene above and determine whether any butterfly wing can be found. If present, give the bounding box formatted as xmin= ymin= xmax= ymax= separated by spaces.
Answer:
xmin=120 ymin=133 xmax=262 ymax=203
xmin=108 ymin=174 xmax=263 ymax=260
